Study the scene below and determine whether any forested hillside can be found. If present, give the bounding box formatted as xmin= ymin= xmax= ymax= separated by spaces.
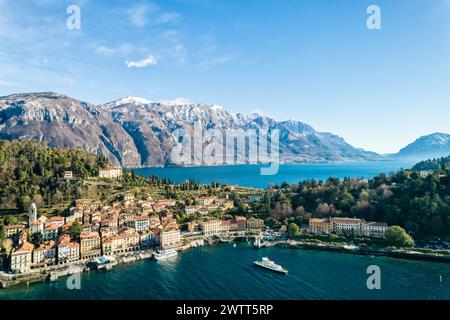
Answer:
xmin=0 ymin=140 xmax=108 ymax=211
xmin=259 ymin=168 xmax=450 ymax=239
xmin=413 ymin=156 xmax=450 ymax=171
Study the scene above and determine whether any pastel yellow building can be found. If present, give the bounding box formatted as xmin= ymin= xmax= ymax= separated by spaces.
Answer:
xmin=198 ymin=219 xmax=223 ymax=236
xmin=80 ymin=231 xmax=101 ymax=260
xmin=247 ymin=218 xmax=265 ymax=231
xmin=160 ymin=229 xmax=181 ymax=250
xmin=309 ymin=218 xmax=332 ymax=234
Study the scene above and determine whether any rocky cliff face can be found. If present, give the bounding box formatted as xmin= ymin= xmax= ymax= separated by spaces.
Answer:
xmin=0 ymin=92 xmax=140 ymax=166
xmin=0 ymin=92 xmax=383 ymax=167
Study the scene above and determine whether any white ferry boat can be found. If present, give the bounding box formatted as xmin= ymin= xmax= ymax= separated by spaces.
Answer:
xmin=343 ymin=245 xmax=360 ymax=252
xmin=153 ymin=249 xmax=178 ymax=261
xmin=254 ymin=257 xmax=288 ymax=274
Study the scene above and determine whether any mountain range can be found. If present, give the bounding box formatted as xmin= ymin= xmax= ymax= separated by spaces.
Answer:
xmin=390 ymin=132 xmax=450 ymax=161
xmin=0 ymin=92 xmax=448 ymax=167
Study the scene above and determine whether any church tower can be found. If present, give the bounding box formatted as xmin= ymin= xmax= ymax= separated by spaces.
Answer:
xmin=29 ymin=203 xmax=37 ymax=225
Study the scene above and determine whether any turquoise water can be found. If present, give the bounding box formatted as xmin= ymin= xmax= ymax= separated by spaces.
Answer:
xmin=2 ymin=161 xmax=444 ymax=300
xmin=134 ymin=161 xmax=416 ymax=188
xmin=0 ymin=243 xmax=449 ymax=300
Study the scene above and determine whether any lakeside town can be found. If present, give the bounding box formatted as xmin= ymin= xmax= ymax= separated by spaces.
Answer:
xmin=0 ymin=165 xmax=417 ymax=289
xmin=0 ymin=138 xmax=449 ymax=289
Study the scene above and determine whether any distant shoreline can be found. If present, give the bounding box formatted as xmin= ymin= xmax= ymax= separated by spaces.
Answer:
xmin=127 ymin=159 xmax=398 ymax=170
xmin=273 ymin=241 xmax=450 ymax=263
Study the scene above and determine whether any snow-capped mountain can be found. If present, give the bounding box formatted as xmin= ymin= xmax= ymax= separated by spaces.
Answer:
xmin=0 ymin=92 xmax=384 ymax=167
xmin=0 ymin=92 xmax=141 ymax=167
xmin=102 ymin=96 xmax=153 ymax=109
xmin=391 ymin=133 xmax=450 ymax=161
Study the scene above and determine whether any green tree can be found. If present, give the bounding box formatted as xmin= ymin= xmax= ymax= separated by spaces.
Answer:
xmin=384 ymin=226 xmax=414 ymax=248
xmin=68 ymin=221 xmax=83 ymax=241
xmin=1 ymin=238 xmax=14 ymax=256
xmin=288 ymin=222 xmax=302 ymax=238
xmin=4 ymin=216 xmax=18 ymax=226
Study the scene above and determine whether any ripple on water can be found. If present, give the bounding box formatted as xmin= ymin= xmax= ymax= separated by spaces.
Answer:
xmin=1 ymin=244 xmax=449 ymax=300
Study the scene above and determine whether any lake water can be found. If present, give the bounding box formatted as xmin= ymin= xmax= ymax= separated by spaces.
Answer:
xmin=134 ymin=161 xmax=416 ymax=188
xmin=3 ymin=160 xmax=445 ymax=300
xmin=0 ymin=243 xmax=448 ymax=300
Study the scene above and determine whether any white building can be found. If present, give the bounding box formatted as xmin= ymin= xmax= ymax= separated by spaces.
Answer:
xmin=10 ymin=242 xmax=33 ymax=273
xmin=132 ymin=216 xmax=150 ymax=232
xmin=198 ymin=219 xmax=223 ymax=237
xmin=331 ymin=218 xmax=362 ymax=234
xmin=185 ymin=205 xmax=202 ymax=215
xmin=29 ymin=220 xmax=44 ymax=235
xmin=160 ymin=229 xmax=181 ymax=250
xmin=195 ymin=196 xmax=217 ymax=206
xmin=99 ymin=168 xmax=123 ymax=179
xmin=312 ymin=217 xmax=390 ymax=238
xmin=362 ymin=222 xmax=388 ymax=238
xmin=246 ymin=194 xmax=264 ymax=202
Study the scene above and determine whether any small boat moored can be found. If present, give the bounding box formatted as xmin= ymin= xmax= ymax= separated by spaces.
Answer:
xmin=254 ymin=257 xmax=288 ymax=274
xmin=153 ymin=249 xmax=178 ymax=261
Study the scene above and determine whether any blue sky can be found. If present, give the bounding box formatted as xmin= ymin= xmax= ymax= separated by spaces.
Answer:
xmin=0 ymin=0 xmax=449 ymax=154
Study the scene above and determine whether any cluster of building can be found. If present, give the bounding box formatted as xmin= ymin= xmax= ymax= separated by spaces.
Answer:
xmin=184 ymin=196 xmax=234 ymax=215
xmin=5 ymin=193 xmax=266 ymax=274
xmin=308 ymin=217 xmax=389 ymax=238
xmin=186 ymin=216 xmax=264 ymax=237
xmin=62 ymin=167 xmax=123 ymax=181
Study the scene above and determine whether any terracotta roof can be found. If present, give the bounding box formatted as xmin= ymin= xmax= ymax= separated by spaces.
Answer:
xmin=44 ymin=224 xmax=59 ymax=231
xmin=331 ymin=217 xmax=362 ymax=224
xmin=47 ymin=216 xmax=65 ymax=221
xmin=12 ymin=242 xmax=34 ymax=254
xmin=80 ymin=231 xmax=100 ymax=238
xmin=135 ymin=216 xmax=149 ymax=221
xmin=59 ymin=234 xmax=71 ymax=244
xmin=34 ymin=245 xmax=46 ymax=252
xmin=111 ymin=232 xmax=138 ymax=241
xmin=5 ymin=224 xmax=24 ymax=229
xmin=68 ymin=242 xmax=79 ymax=248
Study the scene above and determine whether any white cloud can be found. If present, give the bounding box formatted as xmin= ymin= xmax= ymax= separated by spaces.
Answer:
xmin=155 ymin=12 xmax=180 ymax=24
xmin=96 ymin=43 xmax=133 ymax=56
xmin=0 ymin=80 xmax=7 ymax=85
xmin=127 ymin=5 xmax=155 ymax=27
xmin=125 ymin=55 xmax=157 ymax=68
xmin=126 ymin=4 xmax=180 ymax=27
xmin=96 ymin=45 xmax=116 ymax=55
